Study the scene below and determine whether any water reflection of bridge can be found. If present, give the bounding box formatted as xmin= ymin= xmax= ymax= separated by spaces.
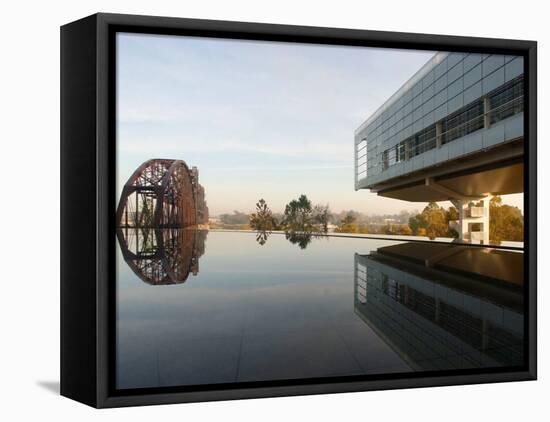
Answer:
xmin=354 ymin=243 xmax=524 ymax=371
xmin=117 ymin=228 xmax=207 ymax=285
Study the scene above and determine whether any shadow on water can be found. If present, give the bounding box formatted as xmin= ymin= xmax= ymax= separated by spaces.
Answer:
xmin=354 ymin=242 xmax=524 ymax=371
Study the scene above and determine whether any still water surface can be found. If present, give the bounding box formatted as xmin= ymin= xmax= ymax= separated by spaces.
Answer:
xmin=116 ymin=230 xmax=524 ymax=390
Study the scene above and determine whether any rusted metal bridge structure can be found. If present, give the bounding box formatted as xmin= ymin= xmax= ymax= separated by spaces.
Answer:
xmin=116 ymin=228 xmax=207 ymax=285
xmin=116 ymin=158 xmax=209 ymax=228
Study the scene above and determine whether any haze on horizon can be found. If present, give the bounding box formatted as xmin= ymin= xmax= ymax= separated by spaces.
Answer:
xmin=117 ymin=33 xmax=523 ymax=217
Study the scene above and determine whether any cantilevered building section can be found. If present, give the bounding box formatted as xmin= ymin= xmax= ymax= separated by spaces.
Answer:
xmin=355 ymin=52 xmax=524 ymax=244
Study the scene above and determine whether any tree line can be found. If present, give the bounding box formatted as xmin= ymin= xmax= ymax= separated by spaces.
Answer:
xmin=249 ymin=195 xmax=330 ymax=233
xmin=212 ymin=194 xmax=523 ymax=243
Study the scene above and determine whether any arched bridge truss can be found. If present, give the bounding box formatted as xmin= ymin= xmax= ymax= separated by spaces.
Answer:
xmin=116 ymin=159 xmax=208 ymax=228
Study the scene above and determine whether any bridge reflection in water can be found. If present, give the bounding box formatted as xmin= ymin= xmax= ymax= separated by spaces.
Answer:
xmin=116 ymin=227 xmax=207 ymax=285
xmin=354 ymin=243 xmax=524 ymax=370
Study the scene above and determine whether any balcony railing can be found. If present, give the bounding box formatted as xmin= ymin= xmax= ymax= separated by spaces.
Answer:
xmin=373 ymin=95 xmax=524 ymax=173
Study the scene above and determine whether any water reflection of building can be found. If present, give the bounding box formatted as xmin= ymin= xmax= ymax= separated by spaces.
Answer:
xmin=354 ymin=242 xmax=524 ymax=371
xmin=117 ymin=228 xmax=207 ymax=285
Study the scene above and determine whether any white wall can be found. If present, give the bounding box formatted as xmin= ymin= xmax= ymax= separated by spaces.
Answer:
xmin=1 ymin=0 xmax=547 ymax=420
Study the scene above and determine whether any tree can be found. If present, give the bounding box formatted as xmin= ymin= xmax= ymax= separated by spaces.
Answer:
xmin=312 ymin=204 xmax=331 ymax=232
xmin=445 ymin=206 xmax=460 ymax=238
xmin=394 ymin=225 xmax=413 ymax=235
xmin=398 ymin=210 xmax=412 ymax=224
xmin=489 ymin=195 xmax=524 ymax=243
xmin=380 ymin=224 xmax=413 ymax=235
xmin=417 ymin=227 xmax=427 ymax=237
xmin=336 ymin=212 xmax=359 ymax=233
xmin=409 ymin=213 xmax=427 ymax=235
xmin=422 ymin=202 xmax=449 ymax=239
xmin=409 ymin=202 xmax=453 ymax=239
xmin=398 ymin=225 xmax=413 ymax=235
xmin=381 ymin=225 xmax=393 ymax=235
xmin=446 ymin=206 xmax=459 ymax=221
xmin=250 ymin=199 xmax=278 ymax=231
xmin=282 ymin=194 xmax=314 ymax=232
xmin=358 ymin=225 xmax=369 ymax=234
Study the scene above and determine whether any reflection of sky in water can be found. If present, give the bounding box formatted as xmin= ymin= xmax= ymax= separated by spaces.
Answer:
xmin=116 ymin=231 xmax=523 ymax=390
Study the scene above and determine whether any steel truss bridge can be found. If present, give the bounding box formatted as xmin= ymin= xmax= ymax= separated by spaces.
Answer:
xmin=116 ymin=158 xmax=208 ymax=228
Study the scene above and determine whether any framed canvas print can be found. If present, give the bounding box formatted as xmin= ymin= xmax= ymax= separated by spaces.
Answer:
xmin=60 ymin=13 xmax=537 ymax=408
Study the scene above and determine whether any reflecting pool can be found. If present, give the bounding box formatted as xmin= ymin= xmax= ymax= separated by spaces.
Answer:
xmin=116 ymin=229 xmax=524 ymax=390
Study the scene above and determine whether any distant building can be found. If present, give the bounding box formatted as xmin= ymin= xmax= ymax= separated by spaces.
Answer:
xmin=355 ymin=53 xmax=524 ymax=244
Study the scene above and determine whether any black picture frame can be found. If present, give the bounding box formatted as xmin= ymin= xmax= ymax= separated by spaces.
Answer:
xmin=60 ymin=12 xmax=537 ymax=408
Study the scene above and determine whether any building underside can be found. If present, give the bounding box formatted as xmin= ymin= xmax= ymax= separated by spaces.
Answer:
xmin=370 ymin=139 xmax=523 ymax=245
xmin=374 ymin=139 xmax=523 ymax=203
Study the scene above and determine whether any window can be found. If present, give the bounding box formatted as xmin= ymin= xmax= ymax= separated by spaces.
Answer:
xmin=414 ymin=125 xmax=437 ymax=155
xmin=382 ymin=150 xmax=389 ymax=170
xmin=441 ymin=100 xmax=484 ymax=144
xmin=356 ymin=263 xmax=367 ymax=303
xmin=397 ymin=143 xmax=406 ymax=163
xmin=375 ymin=75 xmax=523 ymax=172
xmin=356 ymin=138 xmax=368 ymax=180
xmin=489 ymin=76 xmax=524 ymax=124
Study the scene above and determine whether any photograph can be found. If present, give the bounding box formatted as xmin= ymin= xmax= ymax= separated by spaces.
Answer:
xmin=114 ymin=32 xmax=526 ymax=391
xmin=2 ymin=0 xmax=547 ymax=419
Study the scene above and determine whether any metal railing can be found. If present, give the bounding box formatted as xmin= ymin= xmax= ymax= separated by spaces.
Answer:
xmin=357 ymin=95 xmax=523 ymax=178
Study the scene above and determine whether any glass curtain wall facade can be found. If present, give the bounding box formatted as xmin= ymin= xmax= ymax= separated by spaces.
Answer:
xmin=354 ymin=52 xmax=524 ymax=190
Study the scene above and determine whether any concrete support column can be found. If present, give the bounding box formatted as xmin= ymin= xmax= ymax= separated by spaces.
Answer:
xmin=479 ymin=196 xmax=491 ymax=245
xmin=450 ymin=196 xmax=490 ymax=245
xmin=451 ymin=199 xmax=468 ymax=243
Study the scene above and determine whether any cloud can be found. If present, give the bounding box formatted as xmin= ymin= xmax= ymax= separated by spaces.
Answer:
xmin=116 ymin=33 xmax=437 ymax=214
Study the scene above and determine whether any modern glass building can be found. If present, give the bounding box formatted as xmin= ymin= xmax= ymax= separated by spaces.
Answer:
xmin=354 ymin=52 xmax=524 ymax=244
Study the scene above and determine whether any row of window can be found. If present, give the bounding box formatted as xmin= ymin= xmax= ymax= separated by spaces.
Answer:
xmin=356 ymin=139 xmax=367 ymax=179
xmin=363 ymin=53 xmax=461 ymax=137
xmin=376 ymin=76 xmax=523 ymax=172
xmin=490 ymin=76 xmax=524 ymax=124
xmin=362 ymin=54 xmax=514 ymax=143
xmin=363 ymin=271 xmax=523 ymax=365
xmin=441 ymin=100 xmax=484 ymax=144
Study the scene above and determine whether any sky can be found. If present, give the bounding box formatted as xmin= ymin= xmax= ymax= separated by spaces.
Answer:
xmin=117 ymin=33 xmax=523 ymax=216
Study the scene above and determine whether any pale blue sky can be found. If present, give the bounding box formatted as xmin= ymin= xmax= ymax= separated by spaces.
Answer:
xmin=116 ymin=33 xmax=522 ymax=215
